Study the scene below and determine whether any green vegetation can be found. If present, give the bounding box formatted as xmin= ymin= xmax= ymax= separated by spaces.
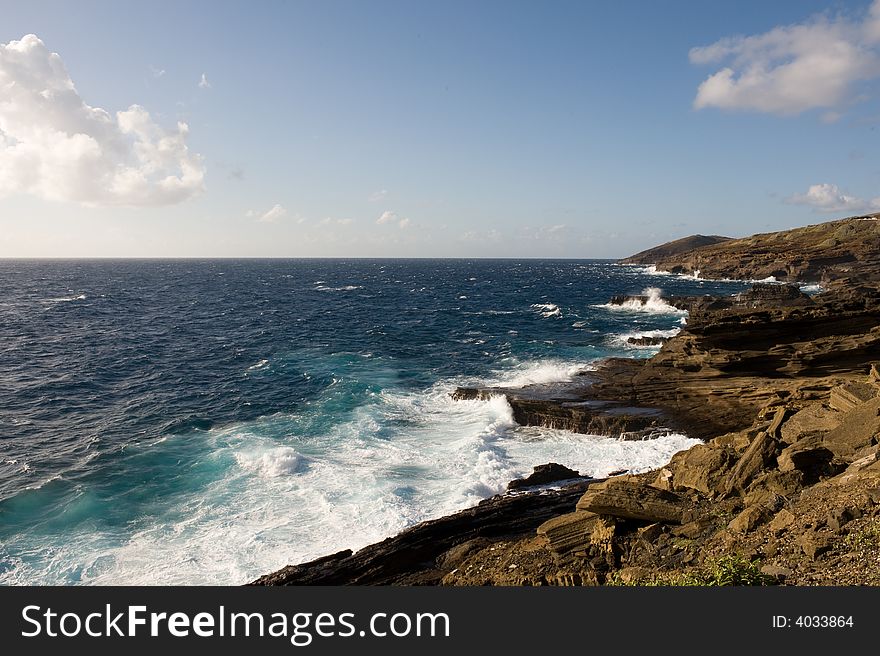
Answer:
xmin=607 ymin=554 xmax=776 ymax=587
xmin=844 ymin=519 xmax=880 ymax=552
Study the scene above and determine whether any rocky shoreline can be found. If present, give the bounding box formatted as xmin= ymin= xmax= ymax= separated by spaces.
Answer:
xmin=253 ymin=214 xmax=880 ymax=586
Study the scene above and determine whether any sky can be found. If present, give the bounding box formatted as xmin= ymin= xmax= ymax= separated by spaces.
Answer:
xmin=1 ymin=0 xmax=879 ymax=258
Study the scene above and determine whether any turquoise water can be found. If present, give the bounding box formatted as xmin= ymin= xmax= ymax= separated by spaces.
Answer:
xmin=0 ymin=259 xmax=753 ymax=584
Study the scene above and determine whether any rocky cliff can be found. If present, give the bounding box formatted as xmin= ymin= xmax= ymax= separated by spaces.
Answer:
xmin=254 ymin=215 xmax=880 ymax=587
xmin=622 ymin=215 xmax=880 ymax=286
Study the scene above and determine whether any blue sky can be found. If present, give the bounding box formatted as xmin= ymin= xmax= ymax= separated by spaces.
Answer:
xmin=1 ymin=0 xmax=879 ymax=257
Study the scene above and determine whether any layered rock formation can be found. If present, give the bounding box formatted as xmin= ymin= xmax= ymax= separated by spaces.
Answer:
xmin=623 ymin=214 xmax=880 ymax=286
xmin=255 ymin=215 xmax=880 ymax=587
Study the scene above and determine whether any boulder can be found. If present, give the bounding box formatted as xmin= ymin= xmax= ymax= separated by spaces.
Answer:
xmin=768 ymin=508 xmax=796 ymax=536
xmin=798 ymin=533 xmax=833 ymax=561
xmin=536 ymin=511 xmax=599 ymax=555
xmin=670 ymin=444 xmax=737 ymax=497
xmin=830 ymin=381 xmax=877 ymax=412
xmin=745 ymin=469 xmax=805 ymax=500
xmin=827 ymin=507 xmax=861 ymax=533
xmin=508 ymin=463 xmax=584 ymax=491
xmin=576 ymin=480 xmax=684 ymax=524
xmin=780 ymin=404 xmax=841 ymax=444
xmin=728 ymin=505 xmax=770 ymax=533
xmin=823 ymin=397 xmax=880 ymax=457
xmin=777 ymin=435 xmax=834 ymax=474
xmin=671 ymin=516 xmax=715 ymax=539
xmin=742 ymin=487 xmax=783 ymax=512
xmin=724 ymin=431 xmax=780 ymax=496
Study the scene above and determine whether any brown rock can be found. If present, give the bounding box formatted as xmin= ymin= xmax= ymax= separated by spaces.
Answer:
xmin=536 ymin=511 xmax=599 ymax=555
xmin=780 ymin=404 xmax=841 ymax=444
xmin=653 ymin=467 xmax=674 ymax=491
xmin=670 ymin=444 xmax=738 ymax=497
xmin=798 ymin=533 xmax=833 ymax=560
xmin=824 ymin=397 xmax=880 ymax=457
xmin=827 ymin=507 xmax=861 ymax=533
xmin=767 ymin=407 xmax=789 ymax=439
xmin=777 ymin=435 xmax=834 ymax=474
xmin=768 ymin=508 xmax=795 ymax=536
xmin=724 ymin=431 xmax=780 ymax=496
xmin=613 ymin=566 xmax=654 ymax=585
xmin=830 ymin=381 xmax=877 ymax=412
xmin=507 ymin=463 xmax=584 ymax=491
xmin=728 ymin=505 xmax=770 ymax=533
xmin=743 ymin=487 xmax=783 ymax=512
xmin=746 ymin=469 xmax=805 ymax=501
xmin=671 ymin=516 xmax=715 ymax=539
xmin=638 ymin=522 xmax=665 ymax=542
xmin=761 ymin=565 xmax=792 ymax=581
xmin=576 ymin=480 xmax=684 ymax=524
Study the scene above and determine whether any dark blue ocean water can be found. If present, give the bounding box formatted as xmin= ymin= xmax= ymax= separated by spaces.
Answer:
xmin=0 ymin=259 xmax=753 ymax=584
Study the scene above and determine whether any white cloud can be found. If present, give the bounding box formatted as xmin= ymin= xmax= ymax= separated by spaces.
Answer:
xmin=149 ymin=65 xmax=166 ymax=78
xmin=0 ymin=34 xmax=205 ymax=206
xmin=376 ymin=210 xmax=398 ymax=225
xmin=368 ymin=189 xmax=388 ymax=202
xmin=376 ymin=210 xmax=411 ymax=229
xmin=318 ymin=216 xmax=354 ymax=226
xmin=251 ymin=204 xmax=286 ymax=222
xmin=787 ymin=183 xmax=880 ymax=213
xmin=198 ymin=73 xmax=211 ymax=89
xmin=690 ymin=1 xmax=880 ymax=115
xmin=459 ymin=229 xmax=501 ymax=242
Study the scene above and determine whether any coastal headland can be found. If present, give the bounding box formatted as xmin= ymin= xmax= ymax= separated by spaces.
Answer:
xmin=253 ymin=215 xmax=880 ymax=586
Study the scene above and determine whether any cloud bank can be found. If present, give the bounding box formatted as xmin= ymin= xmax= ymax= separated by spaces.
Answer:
xmin=0 ymin=34 xmax=205 ymax=206
xmin=690 ymin=1 xmax=880 ymax=114
xmin=788 ymin=183 xmax=880 ymax=213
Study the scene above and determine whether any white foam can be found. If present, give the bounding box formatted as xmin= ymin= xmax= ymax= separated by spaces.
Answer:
xmin=799 ymin=283 xmax=825 ymax=294
xmin=531 ymin=302 xmax=561 ymax=318
xmin=483 ymin=359 xmax=592 ymax=387
xmin=638 ymin=265 xmax=673 ymax=276
xmin=235 ymin=445 xmax=308 ymax=478
xmin=315 ymin=285 xmax=363 ymax=292
xmin=505 ymin=429 xmax=699 ymax=479
xmin=594 ymin=287 xmax=687 ymax=316
xmin=1 ymin=362 xmax=699 ymax=586
xmin=48 ymin=294 xmax=86 ymax=303
xmin=609 ymin=327 xmax=680 ymax=349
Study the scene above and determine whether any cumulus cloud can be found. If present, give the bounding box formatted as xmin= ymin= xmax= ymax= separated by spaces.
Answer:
xmin=198 ymin=73 xmax=211 ymax=89
xmin=368 ymin=189 xmax=387 ymax=202
xmin=249 ymin=204 xmax=287 ymax=222
xmin=788 ymin=183 xmax=880 ymax=213
xmin=690 ymin=1 xmax=880 ymax=114
xmin=0 ymin=34 xmax=205 ymax=206
xmin=376 ymin=210 xmax=398 ymax=224
xmin=376 ymin=210 xmax=411 ymax=229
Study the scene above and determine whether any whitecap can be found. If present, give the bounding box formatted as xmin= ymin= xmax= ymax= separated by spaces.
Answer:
xmin=608 ymin=327 xmax=681 ymax=349
xmin=530 ymin=302 xmax=562 ymax=318
xmin=594 ymin=287 xmax=687 ymax=315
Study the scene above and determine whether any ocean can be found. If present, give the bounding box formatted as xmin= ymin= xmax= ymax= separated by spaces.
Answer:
xmin=0 ymin=259 xmax=755 ymax=585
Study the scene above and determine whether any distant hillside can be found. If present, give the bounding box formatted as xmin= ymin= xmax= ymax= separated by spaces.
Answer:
xmin=623 ymin=235 xmax=732 ymax=264
xmin=620 ymin=214 xmax=880 ymax=285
